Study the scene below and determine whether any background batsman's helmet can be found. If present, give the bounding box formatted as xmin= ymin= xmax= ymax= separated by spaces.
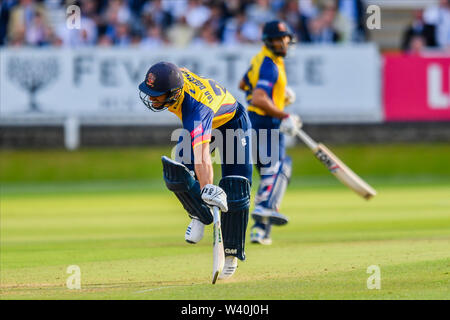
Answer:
xmin=138 ymin=62 xmax=184 ymax=112
xmin=262 ymin=20 xmax=295 ymax=56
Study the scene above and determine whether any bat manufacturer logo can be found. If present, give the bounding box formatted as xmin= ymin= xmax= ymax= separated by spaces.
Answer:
xmin=225 ymin=248 xmax=237 ymax=254
xmin=315 ymin=149 xmax=339 ymax=173
xmin=213 ymin=225 xmax=222 ymax=244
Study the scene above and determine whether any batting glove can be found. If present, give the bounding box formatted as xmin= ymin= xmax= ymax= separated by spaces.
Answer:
xmin=280 ymin=114 xmax=302 ymax=136
xmin=284 ymin=86 xmax=296 ymax=106
xmin=201 ymin=184 xmax=228 ymax=212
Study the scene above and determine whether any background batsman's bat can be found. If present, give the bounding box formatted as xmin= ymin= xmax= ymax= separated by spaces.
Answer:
xmin=211 ymin=206 xmax=225 ymax=284
xmin=296 ymin=129 xmax=377 ymax=200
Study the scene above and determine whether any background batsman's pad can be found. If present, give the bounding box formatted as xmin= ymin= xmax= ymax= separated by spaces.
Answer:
xmin=161 ymin=156 xmax=213 ymax=225
xmin=257 ymin=156 xmax=292 ymax=211
xmin=219 ymin=176 xmax=251 ymax=261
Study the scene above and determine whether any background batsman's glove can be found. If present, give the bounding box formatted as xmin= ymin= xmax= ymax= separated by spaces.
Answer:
xmin=280 ymin=114 xmax=302 ymax=136
xmin=284 ymin=86 xmax=296 ymax=106
xmin=201 ymin=184 xmax=228 ymax=212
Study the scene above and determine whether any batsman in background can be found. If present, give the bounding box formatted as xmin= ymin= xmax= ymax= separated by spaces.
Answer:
xmin=239 ymin=20 xmax=302 ymax=245
xmin=138 ymin=62 xmax=252 ymax=280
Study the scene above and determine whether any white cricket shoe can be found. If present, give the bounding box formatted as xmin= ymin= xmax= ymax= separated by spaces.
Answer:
xmin=250 ymin=224 xmax=272 ymax=245
xmin=185 ymin=219 xmax=205 ymax=244
xmin=251 ymin=205 xmax=289 ymax=226
xmin=218 ymin=256 xmax=238 ymax=280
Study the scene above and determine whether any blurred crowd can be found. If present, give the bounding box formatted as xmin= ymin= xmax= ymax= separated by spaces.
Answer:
xmin=401 ymin=0 xmax=450 ymax=54
xmin=0 ymin=0 xmax=369 ymax=47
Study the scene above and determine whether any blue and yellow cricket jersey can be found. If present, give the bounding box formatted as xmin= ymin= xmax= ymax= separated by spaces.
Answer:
xmin=241 ymin=45 xmax=287 ymax=116
xmin=168 ymin=68 xmax=238 ymax=149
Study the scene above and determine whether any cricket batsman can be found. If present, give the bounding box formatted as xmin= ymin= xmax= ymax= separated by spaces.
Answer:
xmin=138 ymin=62 xmax=252 ymax=280
xmin=239 ymin=20 xmax=302 ymax=245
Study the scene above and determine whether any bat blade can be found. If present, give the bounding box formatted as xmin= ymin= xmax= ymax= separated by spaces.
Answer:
xmin=212 ymin=206 xmax=225 ymax=284
xmin=315 ymin=144 xmax=377 ymax=200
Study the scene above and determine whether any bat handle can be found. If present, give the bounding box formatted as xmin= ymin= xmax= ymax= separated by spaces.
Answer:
xmin=212 ymin=206 xmax=221 ymax=224
xmin=295 ymin=128 xmax=318 ymax=150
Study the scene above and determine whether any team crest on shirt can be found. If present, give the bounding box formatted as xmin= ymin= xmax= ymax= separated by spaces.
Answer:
xmin=146 ymin=73 xmax=156 ymax=87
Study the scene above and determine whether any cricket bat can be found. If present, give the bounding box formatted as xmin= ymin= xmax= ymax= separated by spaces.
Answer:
xmin=211 ymin=206 xmax=225 ymax=284
xmin=295 ymin=129 xmax=377 ymax=200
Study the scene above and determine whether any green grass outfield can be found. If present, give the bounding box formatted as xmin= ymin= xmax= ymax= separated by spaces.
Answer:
xmin=1 ymin=144 xmax=449 ymax=299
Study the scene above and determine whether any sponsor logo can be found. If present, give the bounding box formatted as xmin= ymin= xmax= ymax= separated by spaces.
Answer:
xmin=256 ymin=80 xmax=273 ymax=88
xmin=427 ymin=64 xmax=450 ymax=109
xmin=278 ymin=22 xmax=287 ymax=32
xmin=191 ymin=124 xmax=203 ymax=138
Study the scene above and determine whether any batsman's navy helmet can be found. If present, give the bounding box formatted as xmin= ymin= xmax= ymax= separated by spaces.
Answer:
xmin=138 ymin=62 xmax=184 ymax=112
xmin=262 ymin=20 xmax=295 ymax=56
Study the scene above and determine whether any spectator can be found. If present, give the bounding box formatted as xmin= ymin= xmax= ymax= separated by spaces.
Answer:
xmin=104 ymin=0 xmax=131 ymax=25
xmin=191 ymin=21 xmax=220 ymax=47
xmin=0 ymin=0 xmax=18 ymax=46
xmin=141 ymin=0 xmax=173 ymax=31
xmin=270 ymin=0 xmax=286 ymax=13
xmin=102 ymin=0 xmax=131 ymax=40
xmin=184 ymin=0 xmax=211 ymax=29
xmin=402 ymin=9 xmax=437 ymax=52
xmin=141 ymin=24 xmax=166 ymax=48
xmin=130 ymin=30 xmax=142 ymax=47
xmin=161 ymin=0 xmax=188 ymax=21
xmin=336 ymin=0 xmax=366 ymax=42
xmin=2 ymin=0 xmax=370 ymax=48
xmin=205 ymin=3 xmax=226 ymax=42
xmin=424 ymin=0 xmax=450 ymax=49
xmin=167 ymin=15 xmax=195 ymax=47
xmin=128 ymin=0 xmax=147 ymax=17
xmin=222 ymin=10 xmax=260 ymax=45
xmin=113 ymin=22 xmax=131 ymax=46
xmin=240 ymin=17 xmax=261 ymax=42
xmin=79 ymin=0 xmax=102 ymax=26
xmin=222 ymin=10 xmax=244 ymax=45
xmin=56 ymin=1 xmax=98 ymax=47
xmin=98 ymin=34 xmax=113 ymax=47
xmin=319 ymin=0 xmax=349 ymax=43
xmin=246 ymin=0 xmax=276 ymax=25
xmin=47 ymin=26 xmax=63 ymax=47
xmin=279 ymin=0 xmax=311 ymax=43
xmin=308 ymin=2 xmax=340 ymax=43
xmin=25 ymin=11 xmax=51 ymax=46
xmin=222 ymin=0 xmax=245 ymax=18
xmin=103 ymin=0 xmax=134 ymax=46
xmin=299 ymin=0 xmax=319 ymax=18
xmin=7 ymin=0 xmax=50 ymax=45
xmin=406 ymin=35 xmax=427 ymax=55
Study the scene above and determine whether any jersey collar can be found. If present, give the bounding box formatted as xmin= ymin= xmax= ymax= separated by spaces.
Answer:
xmin=262 ymin=45 xmax=283 ymax=63
xmin=168 ymin=83 xmax=186 ymax=112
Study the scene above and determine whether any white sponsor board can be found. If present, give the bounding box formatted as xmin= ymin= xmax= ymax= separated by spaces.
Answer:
xmin=0 ymin=44 xmax=381 ymax=124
